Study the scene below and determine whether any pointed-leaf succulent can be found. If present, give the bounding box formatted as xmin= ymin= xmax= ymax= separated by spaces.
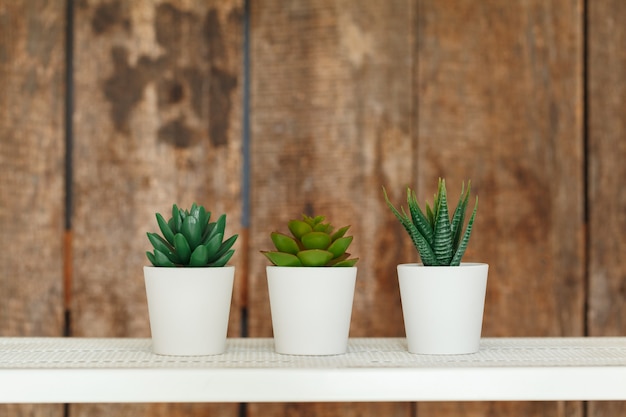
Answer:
xmin=146 ymin=203 xmax=238 ymax=267
xmin=262 ymin=215 xmax=359 ymax=267
xmin=383 ymin=179 xmax=478 ymax=266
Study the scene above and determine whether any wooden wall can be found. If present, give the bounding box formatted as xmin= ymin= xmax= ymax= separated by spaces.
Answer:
xmin=0 ymin=1 xmax=624 ymax=417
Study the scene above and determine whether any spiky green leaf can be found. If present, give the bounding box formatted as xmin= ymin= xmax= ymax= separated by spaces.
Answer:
xmin=407 ymin=189 xmax=435 ymax=247
xmin=384 ymin=187 xmax=437 ymax=265
xmin=450 ymin=196 xmax=478 ymax=266
xmin=432 ymin=179 xmax=453 ymax=265
xmin=451 ymin=181 xmax=470 ymax=251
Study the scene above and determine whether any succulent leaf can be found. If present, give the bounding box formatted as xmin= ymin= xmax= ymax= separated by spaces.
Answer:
xmin=426 ymin=203 xmax=435 ymax=227
xmin=270 ymin=232 xmax=300 ymax=254
xmin=213 ymin=214 xmax=227 ymax=240
xmin=297 ymin=249 xmax=334 ymax=267
xmin=173 ymin=233 xmax=191 ymax=264
xmin=156 ymin=213 xmax=175 ymax=245
xmin=301 ymin=232 xmax=331 ymax=250
xmin=432 ymin=180 xmax=453 ymax=265
xmin=146 ymin=251 xmax=157 ymax=266
xmin=172 ymin=205 xmax=182 ymax=232
xmin=208 ymin=249 xmax=235 ymax=267
xmin=263 ymin=251 xmax=303 ymax=267
xmin=203 ymin=233 xmax=224 ymax=260
xmin=153 ymin=249 xmax=176 ymax=267
xmin=401 ymin=211 xmax=438 ymax=265
xmin=288 ymin=220 xmax=312 ymax=239
xmin=333 ymin=258 xmax=359 ymax=267
xmin=189 ymin=245 xmax=210 ymax=267
xmin=199 ymin=207 xmax=210 ymax=227
xmin=407 ymin=189 xmax=434 ymax=247
xmin=451 ymin=181 xmax=470 ymax=251
xmin=312 ymin=215 xmax=325 ymax=224
xmin=327 ymin=236 xmax=353 ymax=258
xmin=213 ymin=234 xmax=239 ymax=260
xmin=450 ymin=196 xmax=478 ymax=266
xmin=181 ymin=215 xmax=202 ymax=249
xmin=313 ymin=223 xmax=332 ymax=233
xmin=189 ymin=203 xmax=200 ymax=221
xmin=147 ymin=233 xmax=180 ymax=264
xmin=330 ymin=225 xmax=350 ymax=242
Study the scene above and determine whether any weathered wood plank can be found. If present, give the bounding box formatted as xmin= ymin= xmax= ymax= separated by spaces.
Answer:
xmin=248 ymin=0 xmax=414 ymax=416
xmin=0 ymin=1 xmax=65 ymax=416
xmin=414 ymin=0 xmax=585 ymax=416
xmin=587 ymin=0 xmax=626 ymax=416
xmin=71 ymin=1 xmax=243 ymax=416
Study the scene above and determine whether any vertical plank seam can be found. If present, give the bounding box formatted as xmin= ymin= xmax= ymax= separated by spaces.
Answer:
xmin=63 ymin=1 xmax=75 ymax=416
xmin=63 ymin=0 xmax=75 ymax=340
xmin=582 ymin=0 xmax=590 ymax=416
xmin=582 ymin=0 xmax=590 ymax=339
xmin=412 ymin=0 xmax=419 ymax=187
xmin=240 ymin=0 xmax=251 ymax=341
xmin=240 ymin=0 xmax=251 ymax=415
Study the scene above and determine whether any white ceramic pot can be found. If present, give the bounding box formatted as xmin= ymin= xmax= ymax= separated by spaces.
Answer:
xmin=397 ymin=263 xmax=488 ymax=355
xmin=144 ymin=266 xmax=234 ymax=356
xmin=266 ymin=266 xmax=357 ymax=355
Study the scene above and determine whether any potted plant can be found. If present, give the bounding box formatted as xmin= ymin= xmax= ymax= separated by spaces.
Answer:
xmin=384 ymin=179 xmax=488 ymax=354
xmin=144 ymin=203 xmax=238 ymax=356
xmin=262 ymin=214 xmax=358 ymax=355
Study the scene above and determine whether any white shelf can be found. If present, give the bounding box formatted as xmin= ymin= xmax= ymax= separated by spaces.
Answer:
xmin=0 ymin=337 xmax=625 ymax=403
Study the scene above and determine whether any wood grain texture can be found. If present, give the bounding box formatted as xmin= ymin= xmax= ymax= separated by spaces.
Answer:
xmin=248 ymin=0 xmax=414 ymax=416
xmin=0 ymin=1 xmax=65 ymax=416
xmin=587 ymin=0 xmax=626 ymax=415
xmin=414 ymin=0 xmax=584 ymax=416
xmin=71 ymin=0 xmax=243 ymax=416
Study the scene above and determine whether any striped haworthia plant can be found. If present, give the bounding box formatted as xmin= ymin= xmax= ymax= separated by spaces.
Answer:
xmin=384 ymin=178 xmax=478 ymax=266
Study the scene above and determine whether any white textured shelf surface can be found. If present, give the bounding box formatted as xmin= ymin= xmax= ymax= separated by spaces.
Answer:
xmin=0 ymin=337 xmax=625 ymax=403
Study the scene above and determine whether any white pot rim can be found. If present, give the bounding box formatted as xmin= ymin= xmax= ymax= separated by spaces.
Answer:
xmin=144 ymin=265 xmax=235 ymax=270
xmin=398 ymin=262 xmax=487 ymax=268
xmin=266 ymin=266 xmax=357 ymax=270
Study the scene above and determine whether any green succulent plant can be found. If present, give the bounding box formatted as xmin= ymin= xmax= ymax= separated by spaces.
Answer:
xmin=383 ymin=178 xmax=478 ymax=266
xmin=262 ymin=214 xmax=359 ymax=267
xmin=146 ymin=203 xmax=238 ymax=267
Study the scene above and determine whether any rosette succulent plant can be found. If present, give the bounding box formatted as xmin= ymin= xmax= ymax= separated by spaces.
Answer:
xmin=383 ymin=178 xmax=477 ymax=266
xmin=146 ymin=203 xmax=238 ymax=267
xmin=262 ymin=214 xmax=359 ymax=267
